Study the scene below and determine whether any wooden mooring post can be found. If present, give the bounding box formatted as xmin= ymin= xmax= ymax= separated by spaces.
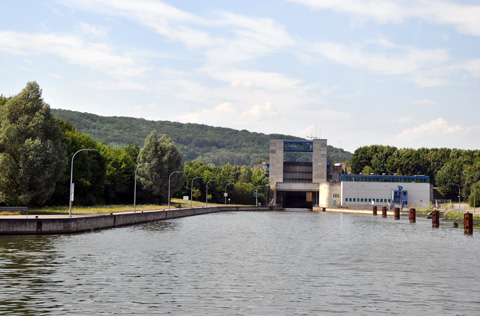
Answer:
xmin=394 ymin=207 xmax=400 ymax=220
xmin=382 ymin=206 xmax=387 ymax=218
xmin=432 ymin=210 xmax=440 ymax=228
xmin=373 ymin=205 xmax=377 ymax=216
xmin=409 ymin=208 xmax=416 ymax=223
xmin=464 ymin=212 xmax=473 ymax=235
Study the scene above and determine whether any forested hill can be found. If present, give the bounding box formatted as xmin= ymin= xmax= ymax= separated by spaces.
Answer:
xmin=52 ymin=109 xmax=352 ymax=166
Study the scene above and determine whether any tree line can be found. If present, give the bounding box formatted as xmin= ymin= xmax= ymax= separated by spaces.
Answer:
xmin=0 ymin=82 xmax=268 ymax=208
xmin=351 ymin=145 xmax=480 ymax=206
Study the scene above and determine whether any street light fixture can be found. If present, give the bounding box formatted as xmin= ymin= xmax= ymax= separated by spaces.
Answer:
xmin=134 ymin=163 xmax=153 ymax=212
xmin=473 ymin=182 xmax=477 ymax=215
xmin=69 ymin=148 xmax=99 ymax=217
xmin=224 ymin=182 xmax=234 ymax=205
xmin=190 ymin=176 xmax=203 ymax=208
xmin=168 ymin=170 xmax=183 ymax=209
xmin=206 ymin=179 xmax=216 ymax=207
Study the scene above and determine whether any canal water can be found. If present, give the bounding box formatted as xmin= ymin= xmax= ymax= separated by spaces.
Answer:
xmin=1 ymin=211 xmax=479 ymax=315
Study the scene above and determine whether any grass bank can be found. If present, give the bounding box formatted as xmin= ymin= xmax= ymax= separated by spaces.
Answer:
xmin=1 ymin=198 xmax=245 ymax=216
xmin=443 ymin=210 xmax=480 ymax=221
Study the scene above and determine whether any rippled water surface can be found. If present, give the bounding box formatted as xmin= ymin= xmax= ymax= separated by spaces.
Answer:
xmin=1 ymin=211 xmax=480 ymax=315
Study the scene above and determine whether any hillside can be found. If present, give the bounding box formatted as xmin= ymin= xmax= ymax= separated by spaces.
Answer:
xmin=52 ymin=109 xmax=352 ymax=166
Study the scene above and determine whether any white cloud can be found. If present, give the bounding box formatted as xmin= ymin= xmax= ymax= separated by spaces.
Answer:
xmin=411 ymin=58 xmax=480 ymax=87
xmin=203 ymin=68 xmax=303 ymax=91
xmin=206 ymin=11 xmax=295 ymax=64
xmin=413 ymin=99 xmax=436 ymax=107
xmin=179 ymin=102 xmax=240 ymax=126
xmin=134 ymin=102 xmax=159 ymax=113
xmin=313 ymin=41 xmax=450 ymax=76
xmin=290 ymin=0 xmax=408 ymax=23
xmin=457 ymin=59 xmax=480 ymax=78
xmin=75 ymin=80 xmax=149 ymax=91
xmin=61 ymin=0 xmax=213 ymax=48
xmin=290 ymin=0 xmax=480 ymax=37
xmin=411 ymin=73 xmax=450 ymax=88
xmin=76 ymin=22 xmax=108 ymax=38
xmin=309 ymin=39 xmax=480 ymax=87
xmin=243 ymin=102 xmax=278 ymax=119
xmin=0 ymin=31 xmax=146 ymax=78
xmin=62 ymin=1 xmax=296 ymax=65
xmin=399 ymin=118 xmax=463 ymax=140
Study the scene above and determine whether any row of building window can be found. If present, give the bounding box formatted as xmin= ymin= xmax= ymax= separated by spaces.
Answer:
xmin=342 ymin=175 xmax=429 ymax=183
xmin=345 ymin=197 xmax=392 ymax=203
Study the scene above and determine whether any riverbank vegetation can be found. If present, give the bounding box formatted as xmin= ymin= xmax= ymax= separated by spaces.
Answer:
xmin=0 ymin=83 xmax=272 ymax=209
xmin=2 ymin=82 xmax=479 ymax=211
xmin=443 ymin=210 xmax=480 ymax=221
xmin=352 ymin=145 xmax=480 ymax=208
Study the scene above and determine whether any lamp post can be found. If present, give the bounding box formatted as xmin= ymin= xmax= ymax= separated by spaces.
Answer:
xmin=448 ymin=183 xmax=461 ymax=211
xmin=474 ymin=182 xmax=476 ymax=215
xmin=206 ymin=179 xmax=216 ymax=207
xmin=168 ymin=170 xmax=183 ymax=209
xmin=69 ymin=148 xmax=99 ymax=217
xmin=191 ymin=176 xmax=203 ymax=207
xmin=134 ymin=163 xmax=153 ymax=212
xmin=224 ymin=183 xmax=234 ymax=205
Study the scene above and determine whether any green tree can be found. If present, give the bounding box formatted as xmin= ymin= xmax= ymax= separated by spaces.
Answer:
xmin=124 ymin=142 xmax=140 ymax=163
xmin=464 ymin=160 xmax=480 ymax=201
xmin=351 ymin=146 xmax=372 ymax=174
xmin=48 ymin=120 xmax=105 ymax=206
xmin=251 ymin=168 xmax=268 ymax=204
xmin=101 ymin=145 xmax=136 ymax=204
xmin=436 ymin=159 xmax=464 ymax=200
xmin=0 ymin=82 xmax=67 ymax=206
xmin=137 ymin=131 xmax=183 ymax=204
xmin=371 ymin=146 xmax=397 ymax=175
xmin=192 ymin=188 xmax=201 ymax=201
xmin=0 ymin=95 xmax=9 ymax=106
xmin=362 ymin=165 xmax=374 ymax=175
xmin=239 ymin=165 xmax=253 ymax=183
xmin=232 ymin=182 xmax=256 ymax=205
xmin=468 ymin=181 xmax=480 ymax=208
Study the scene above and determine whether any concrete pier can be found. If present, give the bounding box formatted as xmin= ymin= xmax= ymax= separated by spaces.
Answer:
xmin=0 ymin=206 xmax=268 ymax=235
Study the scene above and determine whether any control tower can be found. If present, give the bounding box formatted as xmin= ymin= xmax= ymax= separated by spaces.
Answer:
xmin=269 ymin=139 xmax=327 ymax=209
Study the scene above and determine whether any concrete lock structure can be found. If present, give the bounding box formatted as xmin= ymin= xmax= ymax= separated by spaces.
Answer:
xmin=269 ymin=139 xmax=327 ymax=209
xmin=268 ymin=138 xmax=432 ymax=210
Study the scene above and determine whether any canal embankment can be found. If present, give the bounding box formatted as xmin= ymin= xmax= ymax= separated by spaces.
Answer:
xmin=0 ymin=206 xmax=269 ymax=235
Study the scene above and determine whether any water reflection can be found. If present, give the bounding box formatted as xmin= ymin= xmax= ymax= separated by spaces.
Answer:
xmin=0 ymin=211 xmax=479 ymax=315
xmin=0 ymin=235 xmax=64 ymax=315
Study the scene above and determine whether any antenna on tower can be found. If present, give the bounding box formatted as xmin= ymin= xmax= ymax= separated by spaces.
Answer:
xmin=306 ymin=124 xmax=318 ymax=140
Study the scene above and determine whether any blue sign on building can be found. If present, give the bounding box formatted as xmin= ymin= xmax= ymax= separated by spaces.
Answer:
xmin=393 ymin=186 xmax=408 ymax=207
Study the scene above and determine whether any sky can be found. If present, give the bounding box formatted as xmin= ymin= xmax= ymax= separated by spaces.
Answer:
xmin=1 ymin=0 xmax=479 ymax=153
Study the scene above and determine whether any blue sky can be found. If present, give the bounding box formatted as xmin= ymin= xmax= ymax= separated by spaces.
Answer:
xmin=1 ymin=0 xmax=479 ymax=153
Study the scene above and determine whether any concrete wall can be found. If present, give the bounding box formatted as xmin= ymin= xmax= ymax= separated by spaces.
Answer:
xmin=269 ymin=139 xmax=284 ymax=185
xmin=341 ymin=182 xmax=431 ymax=208
xmin=312 ymin=139 xmax=327 ymax=184
xmin=277 ymin=183 xmax=319 ymax=191
xmin=319 ymin=182 xmax=341 ymax=207
xmin=0 ymin=206 xmax=268 ymax=235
